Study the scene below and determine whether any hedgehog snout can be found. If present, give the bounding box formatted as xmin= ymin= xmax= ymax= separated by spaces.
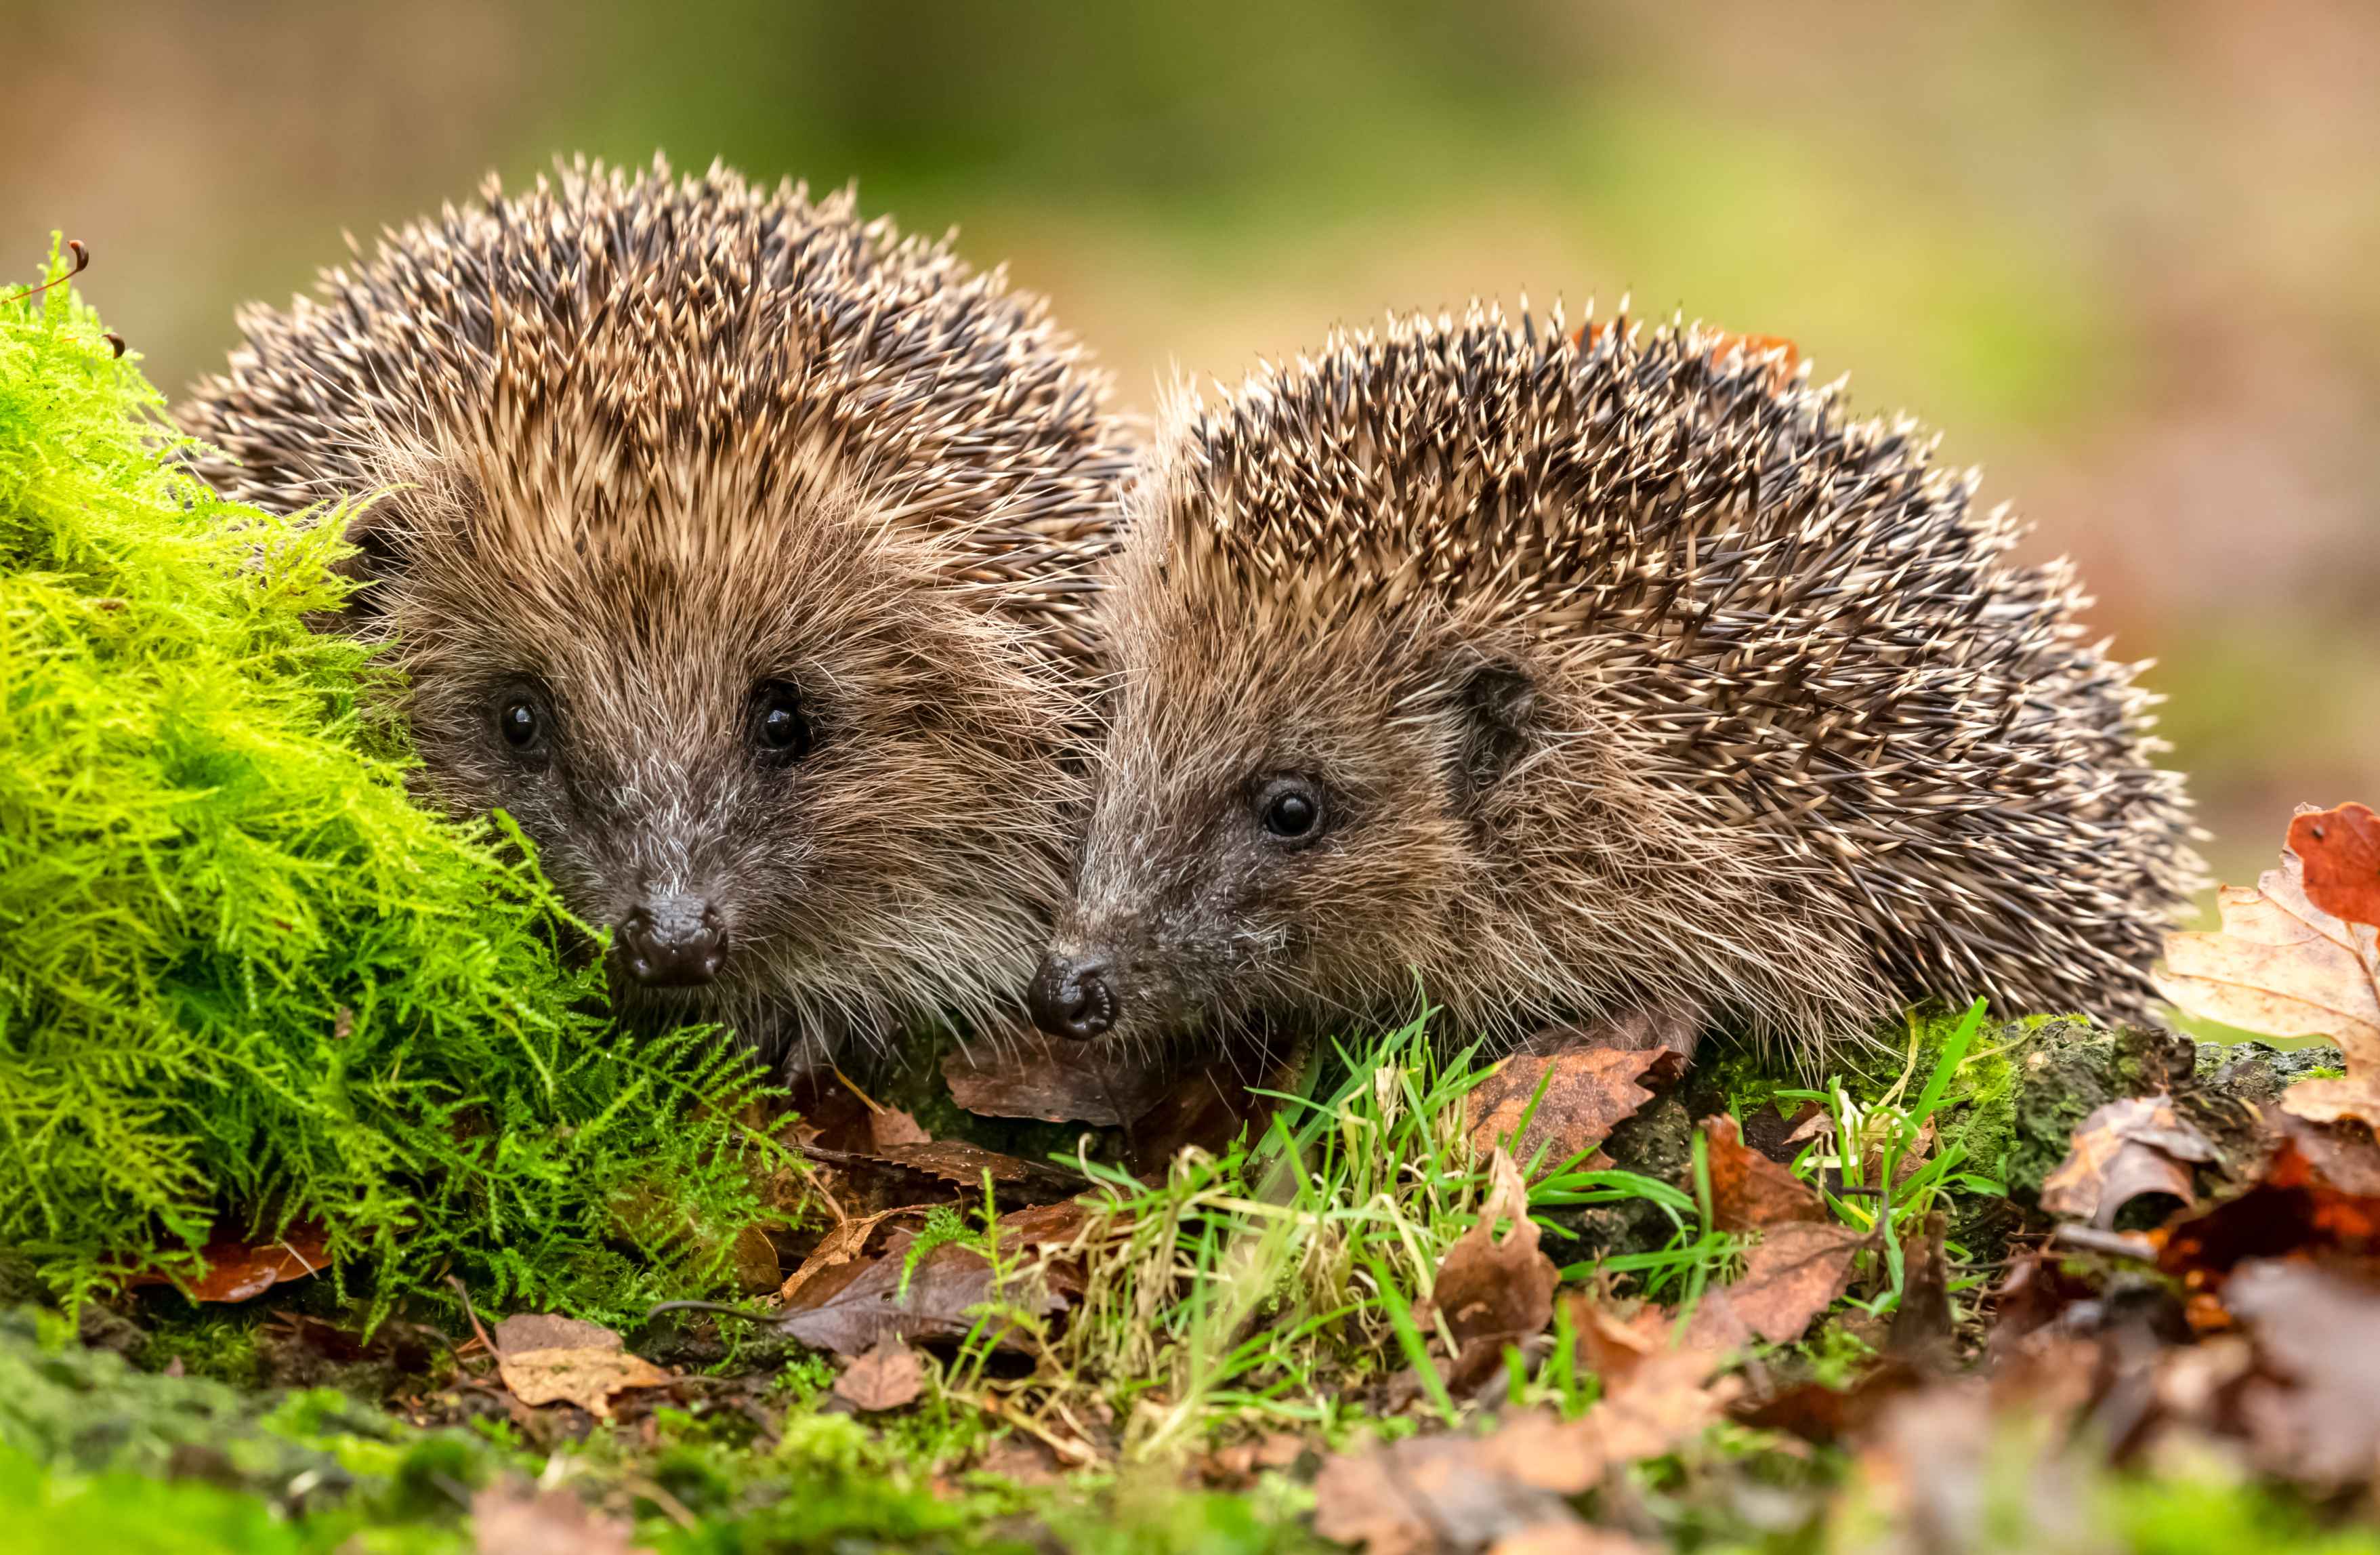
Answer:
xmin=1026 ymin=951 xmax=1116 ymax=1042
xmin=617 ymin=895 xmax=729 ymax=987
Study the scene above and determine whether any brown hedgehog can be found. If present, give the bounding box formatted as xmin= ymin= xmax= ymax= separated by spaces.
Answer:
xmin=180 ymin=157 xmax=1127 ymax=1072
xmin=1025 ymin=304 xmax=2198 ymax=1060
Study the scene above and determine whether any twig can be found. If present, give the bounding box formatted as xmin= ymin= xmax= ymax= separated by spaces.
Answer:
xmin=446 ymin=1274 xmax=501 ymax=1359
xmin=2050 ymin=1224 xmax=2157 ymax=1261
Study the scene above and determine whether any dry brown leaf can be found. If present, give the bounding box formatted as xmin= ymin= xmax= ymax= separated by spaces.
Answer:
xmin=472 ymin=1479 xmax=648 ymax=1555
xmin=2156 ymin=844 xmax=2380 ymax=1124
xmin=775 ymin=1240 xmax=1067 ymax=1356
xmin=2038 ymin=1094 xmax=2216 ymax=1226
xmin=1196 ymin=1431 xmax=1312 ymax=1489
xmin=1686 ymin=1221 xmax=1868 ymax=1350
xmin=867 ymin=1140 xmax=1089 ymax=1201
xmin=1312 ymin=1411 xmax=1602 ymax=1555
xmin=124 ymin=1222 xmax=329 ymax=1304
xmin=493 ymin=1312 xmax=617 ymax=1353
xmin=2158 ymin=1119 xmax=2380 ymax=1291
xmin=1466 ymin=1048 xmax=1675 ymax=1169
xmin=493 ymin=1313 xmax=673 ymax=1419
xmin=1589 ymin=1344 xmax=1738 ymax=1461
xmin=1123 ymin=1035 xmax=1308 ymax=1178
xmin=976 ymin=1434 xmax=1065 ymax=1486
xmin=778 ymin=1206 xmax=924 ymax=1304
xmin=1427 ymin=1149 xmax=1559 ymax=1390
xmin=2291 ymin=802 xmax=2380 ymax=930
xmin=833 ymin=1334 xmax=926 ymax=1411
xmin=1558 ymin=1293 xmax=1736 ymax=1461
xmin=1700 ymin=1115 xmax=1826 ymax=1232
xmin=1560 ymin=1293 xmax=1671 ymax=1383
xmin=728 ymin=1223 xmax=780 ymax=1294
xmin=869 ymin=1106 xmax=932 ymax=1150
xmin=943 ymin=1030 xmax=1177 ymax=1126
xmin=2221 ymin=1258 xmax=2380 ymax=1488
xmin=1732 ymin=1356 xmax=1928 ymax=1445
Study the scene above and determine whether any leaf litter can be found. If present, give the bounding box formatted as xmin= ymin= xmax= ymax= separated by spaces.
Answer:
xmin=2038 ymin=1093 xmax=2217 ymax=1226
xmin=1421 ymin=1150 xmax=1560 ymax=1391
xmin=2157 ymin=822 xmax=2380 ymax=1125
xmin=1465 ymin=1041 xmax=1680 ymax=1167
xmin=486 ymin=1312 xmax=673 ymax=1419
xmin=79 ymin=806 xmax=2380 ymax=1551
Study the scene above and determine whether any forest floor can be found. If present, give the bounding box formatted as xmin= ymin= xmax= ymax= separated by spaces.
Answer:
xmin=15 ymin=982 xmax=2380 ymax=1555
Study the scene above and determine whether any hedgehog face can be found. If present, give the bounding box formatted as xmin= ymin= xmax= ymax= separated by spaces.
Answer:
xmin=1032 ymin=592 xmax=1523 ymax=1051
xmin=381 ymin=476 xmax=1074 ymax=1068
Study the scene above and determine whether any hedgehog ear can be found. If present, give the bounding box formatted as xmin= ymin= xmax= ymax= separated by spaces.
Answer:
xmin=324 ymin=503 xmax=414 ymax=625
xmin=1439 ymin=654 xmax=1539 ymax=812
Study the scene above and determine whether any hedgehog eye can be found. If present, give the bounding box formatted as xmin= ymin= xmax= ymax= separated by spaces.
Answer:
xmin=752 ymin=681 xmax=812 ymax=764
xmin=491 ymin=684 xmax=554 ymax=763
xmin=1254 ymin=776 xmax=1327 ymax=846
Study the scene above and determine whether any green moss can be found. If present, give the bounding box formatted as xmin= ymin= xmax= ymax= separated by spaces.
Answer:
xmin=0 ymin=247 xmax=779 ymax=1319
xmin=135 ymin=1312 xmax=264 ymax=1390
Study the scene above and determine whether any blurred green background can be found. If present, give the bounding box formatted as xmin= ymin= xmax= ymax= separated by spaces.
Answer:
xmin=5 ymin=0 xmax=2375 ymax=887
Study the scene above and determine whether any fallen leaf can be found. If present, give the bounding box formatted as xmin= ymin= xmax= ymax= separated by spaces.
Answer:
xmin=1121 ymin=1033 xmax=1309 ymax=1179
xmin=492 ymin=1314 xmax=674 ymax=1418
xmin=834 ymin=1334 xmax=926 ymax=1411
xmin=1426 ymin=1150 xmax=1560 ymax=1390
xmin=1466 ymin=1048 xmax=1677 ymax=1169
xmin=1985 ymin=1246 xmax=2106 ymax=1363
xmin=494 ymin=1312 xmax=618 ymax=1353
xmin=1560 ymin=1293 xmax=1737 ymax=1461
xmin=1196 ymin=1431 xmax=1312 ymax=1489
xmin=1561 ymin=1294 xmax=1670 ymax=1380
xmin=498 ymin=1348 xmax=673 ymax=1419
xmin=865 ymin=1140 xmax=1089 ymax=1202
xmin=472 ymin=1479 xmax=648 ymax=1555
xmin=1705 ymin=329 xmax=1801 ymax=379
xmin=124 ymin=1222 xmax=330 ymax=1304
xmin=2158 ymin=1119 xmax=2380 ymax=1290
xmin=993 ymin=1199 xmax=1094 ymax=1248
xmin=2289 ymin=802 xmax=2380 ymax=930
xmin=2155 ymin=844 xmax=2380 ymax=1125
xmin=776 ymin=1240 xmax=1066 ymax=1356
xmin=869 ymin=1106 xmax=932 ymax=1150
xmin=2038 ymin=1094 xmax=2216 ymax=1226
xmin=944 ymin=1030 xmax=1176 ymax=1126
xmin=778 ymin=1071 xmax=881 ymax=1155
xmin=2222 ymin=1259 xmax=2380 ymax=1488
xmin=1312 ymin=1411 xmax=1602 ymax=1555
xmin=729 ymin=1223 xmax=781 ymax=1293
xmin=778 ymin=1206 xmax=927 ymax=1304
xmin=1845 ymin=1383 xmax=2071 ymax=1552
xmin=2267 ymin=1108 xmax=2380 ymax=1197
xmin=1686 ymin=1221 xmax=1868 ymax=1350
xmin=974 ymin=1434 xmax=1064 ymax=1485
xmin=1734 ymin=1356 xmax=1927 ymax=1445
xmin=1589 ymin=1345 xmax=1738 ymax=1461
xmin=1700 ymin=1115 xmax=1826 ymax=1232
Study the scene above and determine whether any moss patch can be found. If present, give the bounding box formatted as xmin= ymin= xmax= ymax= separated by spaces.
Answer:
xmin=0 ymin=248 xmax=778 ymax=1319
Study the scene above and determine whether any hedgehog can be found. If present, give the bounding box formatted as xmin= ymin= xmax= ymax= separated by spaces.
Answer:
xmin=1023 ymin=303 xmax=2198 ymax=1062
xmin=179 ymin=157 xmax=1128 ymax=1073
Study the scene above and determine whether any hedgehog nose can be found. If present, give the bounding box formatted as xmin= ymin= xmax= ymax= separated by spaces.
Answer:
xmin=1027 ymin=953 xmax=1116 ymax=1041
xmin=617 ymin=899 xmax=728 ymax=987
